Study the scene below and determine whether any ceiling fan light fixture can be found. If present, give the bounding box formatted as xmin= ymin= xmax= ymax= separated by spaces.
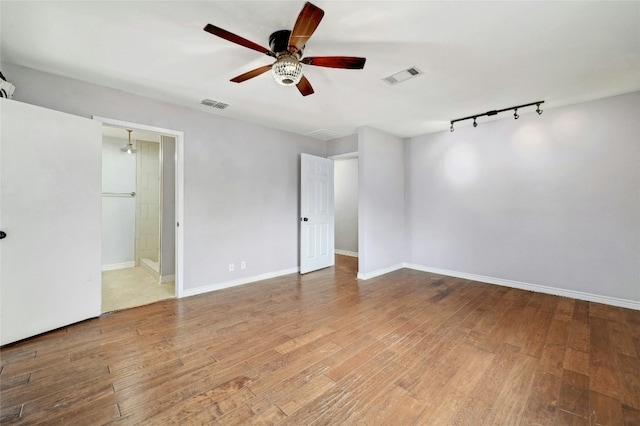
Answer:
xmin=272 ymin=55 xmax=303 ymax=86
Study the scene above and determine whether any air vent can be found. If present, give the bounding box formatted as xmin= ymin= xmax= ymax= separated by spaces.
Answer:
xmin=306 ymin=129 xmax=339 ymax=140
xmin=382 ymin=66 xmax=423 ymax=86
xmin=201 ymin=99 xmax=229 ymax=109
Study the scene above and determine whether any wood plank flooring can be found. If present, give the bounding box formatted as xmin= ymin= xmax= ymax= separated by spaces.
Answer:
xmin=1 ymin=255 xmax=639 ymax=424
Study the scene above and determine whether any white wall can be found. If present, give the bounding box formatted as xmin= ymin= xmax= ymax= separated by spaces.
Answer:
xmin=4 ymin=63 xmax=326 ymax=294
xmin=358 ymin=126 xmax=406 ymax=278
xmin=334 ymin=158 xmax=358 ymax=254
xmin=406 ymin=92 xmax=640 ymax=305
xmin=101 ymin=136 xmax=136 ymax=266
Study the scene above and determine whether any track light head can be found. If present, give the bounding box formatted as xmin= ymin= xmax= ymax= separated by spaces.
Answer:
xmin=536 ymin=104 xmax=543 ymax=115
xmin=450 ymin=122 xmax=454 ymax=132
xmin=473 ymin=117 xmax=478 ymax=128
xmin=513 ymin=108 xmax=519 ymax=119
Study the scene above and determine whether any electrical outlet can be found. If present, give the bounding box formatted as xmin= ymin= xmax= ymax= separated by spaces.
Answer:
xmin=228 ymin=263 xmax=235 ymax=272
xmin=240 ymin=261 xmax=246 ymax=270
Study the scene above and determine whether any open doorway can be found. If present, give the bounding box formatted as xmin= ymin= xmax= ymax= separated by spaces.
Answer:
xmin=332 ymin=153 xmax=359 ymax=259
xmin=95 ymin=117 xmax=184 ymax=312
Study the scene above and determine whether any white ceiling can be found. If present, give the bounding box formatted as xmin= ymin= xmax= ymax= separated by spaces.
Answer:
xmin=2 ymin=1 xmax=639 ymax=140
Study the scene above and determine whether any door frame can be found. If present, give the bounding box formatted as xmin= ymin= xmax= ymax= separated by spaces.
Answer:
xmin=93 ymin=116 xmax=185 ymax=298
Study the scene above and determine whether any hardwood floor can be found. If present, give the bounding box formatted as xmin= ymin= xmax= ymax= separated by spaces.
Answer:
xmin=1 ymin=255 xmax=639 ymax=424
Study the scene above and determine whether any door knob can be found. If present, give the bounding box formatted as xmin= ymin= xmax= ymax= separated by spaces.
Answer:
xmin=0 ymin=231 xmax=6 ymax=239
xmin=300 ymin=217 xmax=308 ymax=222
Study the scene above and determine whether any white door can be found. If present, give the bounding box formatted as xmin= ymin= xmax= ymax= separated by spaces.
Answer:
xmin=0 ymin=99 xmax=102 ymax=345
xmin=300 ymin=153 xmax=334 ymax=274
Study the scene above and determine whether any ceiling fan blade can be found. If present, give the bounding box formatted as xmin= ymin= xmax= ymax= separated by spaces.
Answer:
xmin=301 ymin=56 xmax=367 ymax=69
xmin=230 ymin=65 xmax=273 ymax=83
xmin=296 ymin=75 xmax=314 ymax=96
xmin=288 ymin=2 xmax=325 ymax=54
xmin=204 ymin=24 xmax=275 ymax=57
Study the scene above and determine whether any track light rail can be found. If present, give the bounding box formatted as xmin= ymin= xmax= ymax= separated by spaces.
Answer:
xmin=450 ymin=100 xmax=544 ymax=132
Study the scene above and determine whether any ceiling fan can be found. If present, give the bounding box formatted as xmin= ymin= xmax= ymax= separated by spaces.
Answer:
xmin=203 ymin=1 xmax=366 ymax=96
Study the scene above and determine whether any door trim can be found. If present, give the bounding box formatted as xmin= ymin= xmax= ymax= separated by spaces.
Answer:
xmin=93 ymin=116 xmax=185 ymax=298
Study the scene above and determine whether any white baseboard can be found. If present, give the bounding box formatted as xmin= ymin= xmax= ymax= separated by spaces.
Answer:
xmin=357 ymin=263 xmax=404 ymax=280
xmin=405 ymin=263 xmax=640 ymax=311
xmin=102 ymin=261 xmax=135 ymax=271
xmin=182 ymin=267 xmax=299 ymax=298
xmin=179 ymin=261 xmax=640 ymax=311
xmin=335 ymin=250 xmax=358 ymax=258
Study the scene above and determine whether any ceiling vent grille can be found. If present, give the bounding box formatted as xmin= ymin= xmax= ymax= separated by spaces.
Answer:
xmin=382 ymin=66 xmax=423 ymax=85
xmin=201 ymin=99 xmax=229 ymax=109
xmin=306 ymin=129 xmax=339 ymax=140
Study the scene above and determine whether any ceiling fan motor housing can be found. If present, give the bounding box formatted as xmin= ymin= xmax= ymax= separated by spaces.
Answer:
xmin=269 ymin=30 xmax=304 ymax=58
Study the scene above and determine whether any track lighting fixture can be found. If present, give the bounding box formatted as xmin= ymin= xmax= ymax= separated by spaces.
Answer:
xmin=449 ymin=100 xmax=544 ymax=131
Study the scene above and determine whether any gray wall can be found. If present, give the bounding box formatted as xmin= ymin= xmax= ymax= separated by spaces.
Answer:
xmin=334 ymin=158 xmax=358 ymax=254
xmin=406 ymin=92 xmax=640 ymax=303
xmin=358 ymin=126 xmax=406 ymax=276
xmin=327 ymin=134 xmax=358 ymax=157
xmin=6 ymin=62 xmax=638 ymax=306
xmin=4 ymin=63 xmax=326 ymax=292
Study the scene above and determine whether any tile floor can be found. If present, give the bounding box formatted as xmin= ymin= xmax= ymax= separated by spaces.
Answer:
xmin=102 ymin=267 xmax=174 ymax=313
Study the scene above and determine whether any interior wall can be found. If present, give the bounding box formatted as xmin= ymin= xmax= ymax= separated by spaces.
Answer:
xmin=334 ymin=158 xmax=358 ymax=254
xmin=406 ymin=92 xmax=640 ymax=304
xmin=161 ymin=135 xmax=176 ymax=277
xmin=101 ymin=136 xmax=136 ymax=266
xmin=327 ymin=134 xmax=358 ymax=157
xmin=4 ymin=63 xmax=326 ymax=294
xmin=358 ymin=126 xmax=406 ymax=277
xmin=136 ymin=140 xmax=161 ymax=264
xmin=9 ymin=63 xmax=637 ymax=306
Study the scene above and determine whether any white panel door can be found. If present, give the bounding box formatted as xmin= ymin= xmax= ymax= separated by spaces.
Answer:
xmin=0 ymin=99 xmax=102 ymax=345
xmin=300 ymin=153 xmax=334 ymax=274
